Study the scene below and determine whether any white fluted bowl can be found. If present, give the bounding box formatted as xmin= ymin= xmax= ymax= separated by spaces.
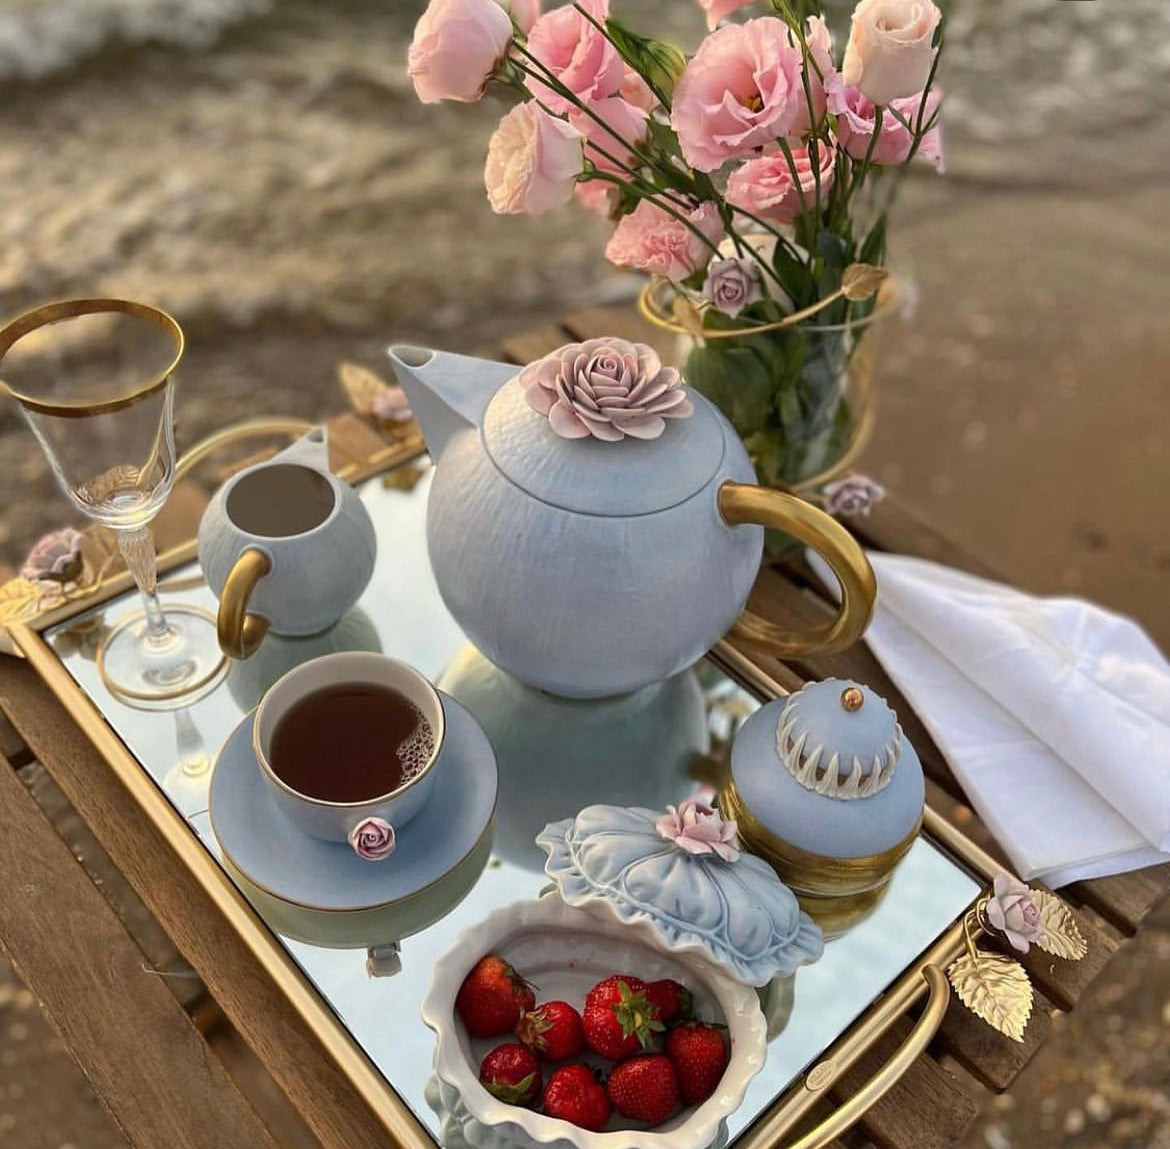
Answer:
xmin=420 ymin=896 xmax=767 ymax=1149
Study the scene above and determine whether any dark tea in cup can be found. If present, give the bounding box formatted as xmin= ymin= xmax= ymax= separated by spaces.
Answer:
xmin=269 ymin=682 xmax=436 ymax=803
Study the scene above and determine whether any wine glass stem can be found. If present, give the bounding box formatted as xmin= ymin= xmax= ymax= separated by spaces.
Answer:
xmin=117 ymin=526 xmax=173 ymax=643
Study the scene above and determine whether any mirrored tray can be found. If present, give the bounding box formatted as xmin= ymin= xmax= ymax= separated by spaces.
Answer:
xmin=28 ymin=453 xmax=983 ymax=1149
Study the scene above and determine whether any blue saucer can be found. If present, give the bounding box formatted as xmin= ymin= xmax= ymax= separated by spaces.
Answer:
xmin=209 ymin=694 xmax=497 ymax=912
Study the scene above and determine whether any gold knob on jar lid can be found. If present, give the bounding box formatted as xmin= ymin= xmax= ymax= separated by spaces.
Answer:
xmin=840 ymin=686 xmax=865 ymax=712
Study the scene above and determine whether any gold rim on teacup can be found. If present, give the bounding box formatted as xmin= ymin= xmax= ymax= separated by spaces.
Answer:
xmin=253 ymin=652 xmax=446 ymax=811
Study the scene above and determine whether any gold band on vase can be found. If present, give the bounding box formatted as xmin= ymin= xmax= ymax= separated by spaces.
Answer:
xmin=721 ymin=779 xmax=922 ymax=898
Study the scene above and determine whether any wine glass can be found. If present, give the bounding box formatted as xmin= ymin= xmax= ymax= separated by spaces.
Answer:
xmin=0 ymin=298 xmax=224 ymax=704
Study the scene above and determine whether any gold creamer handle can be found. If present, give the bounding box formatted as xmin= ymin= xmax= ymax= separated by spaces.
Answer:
xmin=218 ymin=547 xmax=272 ymax=659
xmin=718 ymin=481 xmax=876 ymax=656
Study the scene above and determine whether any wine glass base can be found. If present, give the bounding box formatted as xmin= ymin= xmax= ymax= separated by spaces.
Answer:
xmin=98 ymin=605 xmax=226 ymax=708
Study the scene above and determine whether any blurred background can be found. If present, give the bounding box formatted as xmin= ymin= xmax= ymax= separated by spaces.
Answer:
xmin=0 ymin=0 xmax=1167 ymax=1146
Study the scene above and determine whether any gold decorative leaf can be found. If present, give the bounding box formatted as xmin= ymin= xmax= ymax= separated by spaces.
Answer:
xmin=947 ymin=951 xmax=1034 ymax=1042
xmin=0 ymin=578 xmax=44 ymax=626
xmin=841 ymin=263 xmax=889 ymax=302
xmin=1032 ymin=890 xmax=1088 ymax=961
xmin=338 ymin=361 xmax=391 ymax=418
xmin=382 ymin=461 xmax=428 ymax=494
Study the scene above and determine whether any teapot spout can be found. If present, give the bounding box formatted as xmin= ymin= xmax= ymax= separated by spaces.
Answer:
xmin=387 ymin=344 xmax=516 ymax=462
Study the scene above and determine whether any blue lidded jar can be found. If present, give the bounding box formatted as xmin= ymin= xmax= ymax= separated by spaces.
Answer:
xmin=722 ymin=678 xmax=925 ymax=898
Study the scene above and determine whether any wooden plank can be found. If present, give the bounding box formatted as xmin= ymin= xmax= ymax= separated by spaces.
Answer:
xmin=1017 ymin=903 xmax=1119 ymax=1011
xmin=828 ymin=1016 xmax=979 ymax=1149
xmin=0 ymin=659 xmax=421 ymax=1149
xmin=935 ymin=992 xmax=1053 ymax=1092
xmin=560 ymin=303 xmax=676 ymax=358
xmin=499 ymin=323 xmax=573 ymax=365
xmin=1066 ymin=864 xmax=1170 ymax=936
xmin=1 ymin=708 xmax=33 ymax=767
xmin=0 ymin=755 xmax=282 ymax=1149
xmin=850 ymin=497 xmax=1000 ymax=580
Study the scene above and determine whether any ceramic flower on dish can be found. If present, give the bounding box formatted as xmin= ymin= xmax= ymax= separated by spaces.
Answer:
xmin=421 ymin=895 xmax=765 ymax=1149
xmin=348 ymin=816 xmax=396 ymax=861
xmin=21 ymin=527 xmax=86 ymax=584
xmin=538 ymin=802 xmax=823 ymax=987
xmin=518 ymin=337 xmax=693 ymax=442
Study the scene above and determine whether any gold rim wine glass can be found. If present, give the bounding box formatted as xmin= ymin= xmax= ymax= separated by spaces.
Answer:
xmin=0 ymin=298 xmax=224 ymax=704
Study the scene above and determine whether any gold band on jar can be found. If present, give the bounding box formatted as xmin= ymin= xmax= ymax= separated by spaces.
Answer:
xmin=720 ymin=779 xmax=922 ymax=898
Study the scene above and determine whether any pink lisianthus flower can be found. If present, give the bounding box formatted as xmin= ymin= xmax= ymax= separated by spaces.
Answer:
xmin=485 ymin=102 xmax=584 ymax=215
xmin=697 ymin=0 xmax=754 ymax=32
xmin=570 ymin=96 xmax=649 ymax=175
xmin=726 ymin=141 xmax=837 ymax=224
xmin=842 ymin=0 xmax=941 ymax=107
xmin=656 ymin=796 xmax=740 ymax=862
xmin=985 ymin=873 xmax=1045 ymax=954
xmin=574 ymin=180 xmax=617 ymax=217
xmin=671 ymin=18 xmax=808 ymax=172
xmin=604 ymin=199 xmax=724 ymax=282
xmin=498 ymin=0 xmax=540 ymax=34
xmin=788 ymin=15 xmax=836 ymax=137
xmin=827 ymin=75 xmax=944 ymax=170
xmin=408 ymin=0 xmax=514 ymax=104
xmin=619 ymin=66 xmax=658 ymax=113
xmin=525 ymin=0 xmax=625 ymax=114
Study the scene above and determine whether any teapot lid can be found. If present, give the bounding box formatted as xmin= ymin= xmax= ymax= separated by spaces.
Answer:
xmin=482 ymin=376 xmax=726 ymax=517
xmin=537 ymin=801 xmax=823 ymax=986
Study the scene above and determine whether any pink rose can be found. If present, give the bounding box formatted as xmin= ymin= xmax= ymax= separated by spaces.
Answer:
xmin=348 ymin=817 xmax=396 ymax=861
xmin=574 ymin=180 xmax=616 ymax=217
xmin=985 ymin=873 xmax=1045 ymax=954
xmin=671 ymin=19 xmax=808 ymax=172
xmin=485 ymin=102 xmax=584 ymax=215
xmin=570 ymin=96 xmax=649 ymax=175
xmin=827 ymin=75 xmax=943 ymax=170
xmin=619 ymin=66 xmax=658 ymax=113
xmin=498 ymin=0 xmax=540 ymax=34
xmin=604 ymin=199 xmax=724 ymax=282
xmin=697 ymin=0 xmax=754 ymax=32
xmin=21 ymin=527 xmax=85 ymax=584
xmin=726 ymin=142 xmax=837 ymax=223
xmin=823 ymin=474 xmax=885 ymax=517
xmin=520 ymin=337 xmax=693 ymax=441
xmin=842 ymin=0 xmax=941 ymax=106
xmin=525 ymin=0 xmax=625 ymax=115
xmin=371 ymin=384 xmax=413 ymax=423
xmin=408 ymin=0 xmax=514 ymax=104
xmin=656 ymin=796 xmax=740 ymax=862
xmin=701 ymin=257 xmax=763 ymax=318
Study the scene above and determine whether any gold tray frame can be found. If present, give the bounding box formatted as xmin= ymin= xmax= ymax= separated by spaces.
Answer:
xmin=3 ymin=427 xmax=1003 ymax=1149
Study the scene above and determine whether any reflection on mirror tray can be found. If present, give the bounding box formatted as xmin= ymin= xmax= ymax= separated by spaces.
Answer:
xmin=45 ymin=464 xmax=981 ymax=1147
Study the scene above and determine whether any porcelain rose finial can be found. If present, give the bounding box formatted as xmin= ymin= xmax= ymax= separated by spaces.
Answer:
xmin=656 ymin=795 xmax=740 ymax=861
xmin=348 ymin=816 xmax=397 ymax=861
xmin=985 ymin=873 xmax=1044 ymax=954
xmin=519 ymin=337 xmax=693 ymax=442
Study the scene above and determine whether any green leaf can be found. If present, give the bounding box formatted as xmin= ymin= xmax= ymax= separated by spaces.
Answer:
xmin=685 ymin=343 xmax=773 ymax=435
xmin=604 ymin=18 xmax=685 ymax=99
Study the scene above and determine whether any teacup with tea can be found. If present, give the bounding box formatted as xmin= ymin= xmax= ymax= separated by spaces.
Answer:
xmin=253 ymin=652 xmax=444 ymax=859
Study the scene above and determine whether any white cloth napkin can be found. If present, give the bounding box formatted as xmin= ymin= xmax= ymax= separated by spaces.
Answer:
xmin=808 ymin=551 xmax=1170 ymax=888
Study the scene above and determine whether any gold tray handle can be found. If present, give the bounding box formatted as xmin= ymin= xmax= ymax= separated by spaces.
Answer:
xmin=787 ymin=965 xmax=950 ymax=1149
xmin=718 ymin=481 xmax=876 ymax=657
xmin=218 ymin=548 xmax=272 ymax=660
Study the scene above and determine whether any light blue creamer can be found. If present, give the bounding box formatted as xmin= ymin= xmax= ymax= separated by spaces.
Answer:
xmin=388 ymin=345 xmax=875 ymax=699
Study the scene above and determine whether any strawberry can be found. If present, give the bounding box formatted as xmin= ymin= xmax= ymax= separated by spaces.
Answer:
xmin=665 ymin=1021 xmax=729 ymax=1105
xmin=582 ymin=974 xmax=664 ymax=1060
xmin=516 ymin=1000 xmax=584 ymax=1061
xmin=606 ymin=1054 xmax=680 ymax=1125
xmin=644 ymin=979 xmax=693 ymax=1026
xmin=542 ymin=1064 xmax=612 ymax=1131
xmin=455 ymin=955 xmax=536 ymax=1038
xmin=478 ymin=1043 xmax=542 ymax=1107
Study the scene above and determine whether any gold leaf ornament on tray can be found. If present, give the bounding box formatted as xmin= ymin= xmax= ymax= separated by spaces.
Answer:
xmin=1031 ymin=889 xmax=1088 ymax=961
xmin=946 ymin=873 xmax=1087 ymax=1042
xmin=947 ymin=951 xmax=1034 ymax=1043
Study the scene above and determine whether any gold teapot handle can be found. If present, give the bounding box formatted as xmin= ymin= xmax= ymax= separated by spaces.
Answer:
xmin=218 ymin=548 xmax=272 ymax=659
xmin=718 ymin=481 xmax=876 ymax=657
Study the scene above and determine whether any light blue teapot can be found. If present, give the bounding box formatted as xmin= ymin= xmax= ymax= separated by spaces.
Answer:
xmin=388 ymin=344 xmax=875 ymax=699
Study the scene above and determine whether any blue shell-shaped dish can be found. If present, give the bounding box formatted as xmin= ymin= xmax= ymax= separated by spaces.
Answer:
xmin=537 ymin=805 xmax=824 ymax=987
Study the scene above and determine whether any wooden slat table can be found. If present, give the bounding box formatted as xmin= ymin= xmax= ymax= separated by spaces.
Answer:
xmin=1 ymin=307 xmax=1166 ymax=1149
